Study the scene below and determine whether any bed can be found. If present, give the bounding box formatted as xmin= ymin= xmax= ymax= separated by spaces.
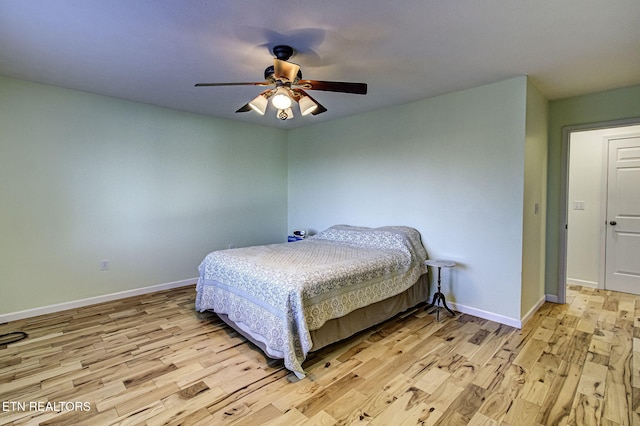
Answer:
xmin=195 ymin=224 xmax=428 ymax=379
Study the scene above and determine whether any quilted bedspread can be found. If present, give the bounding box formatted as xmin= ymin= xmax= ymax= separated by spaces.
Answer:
xmin=195 ymin=225 xmax=427 ymax=378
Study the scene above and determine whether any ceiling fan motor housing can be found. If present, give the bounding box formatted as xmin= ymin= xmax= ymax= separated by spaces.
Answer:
xmin=272 ymin=45 xmax=294 ymax=61
xmin=264 ymin=65 xmax=302 ymax=81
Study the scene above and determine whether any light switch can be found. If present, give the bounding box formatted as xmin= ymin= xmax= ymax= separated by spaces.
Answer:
xmin=573 ymin=201 xmax=585 ymax=210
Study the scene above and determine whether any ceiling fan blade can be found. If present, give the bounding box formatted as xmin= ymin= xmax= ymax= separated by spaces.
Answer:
xmin=195 ymin=82 xmax=270 ymax=87
xmin=236 ymin=103 xmax=253 ymax=113
xmin=295 ymin=80 xmax=367 ymax=95
xmin=311 ymin=103 xmax=327 ymax=115
xmin=273 ymin=59 xmax=300 ymax=82
xmin=293 ymin=89 xmax=327 ymax=115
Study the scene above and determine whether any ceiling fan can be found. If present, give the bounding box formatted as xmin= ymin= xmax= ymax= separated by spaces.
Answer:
xmin=195 ymin=45 xmax=367 ymax=120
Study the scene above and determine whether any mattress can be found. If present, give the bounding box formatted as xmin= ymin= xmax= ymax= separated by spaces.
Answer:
xmin=196 ymin=225 xmax=428 ymax=378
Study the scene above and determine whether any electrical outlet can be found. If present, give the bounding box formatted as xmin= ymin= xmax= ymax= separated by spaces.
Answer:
xmin=228 ymin=243 xmax=235 ymax=249
xmin=100 ymin=259 xmax=110 ymax=271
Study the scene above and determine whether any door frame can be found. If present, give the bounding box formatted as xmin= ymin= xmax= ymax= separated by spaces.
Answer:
xmin=558 ymin=117 xmax=640 ymax=304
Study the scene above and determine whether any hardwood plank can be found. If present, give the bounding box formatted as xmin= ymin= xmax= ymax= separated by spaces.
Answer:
xmin=519 ymin=362 xmax=557 ymax=406
xmin=502 ymin=397 xmax=541 ymax=426
xmin=447 ymin=382 xmax=487 ymax=420
xmin=322 ymin=388 xmax=368 ymax=423
xmin=298 ymin=372 xmax=366 ymax=417
xmin=262 ymin=407 xmax=308 ymax=426
xmin=571 ymin=393 xmax=603 ymax=426
xmin=477 ymin=364 xmax=526 ymax=423
xmin=576 ymin=360 xmax=608 ymax=399
xmin=467 ymin=412 xmax=501 ymax=425
xmin=536 ymin=361 xmax=583 ymax=425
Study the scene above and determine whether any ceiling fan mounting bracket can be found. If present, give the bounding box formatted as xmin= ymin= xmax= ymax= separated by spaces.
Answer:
xmin=272 ymin=45 xmax=294 ymax=61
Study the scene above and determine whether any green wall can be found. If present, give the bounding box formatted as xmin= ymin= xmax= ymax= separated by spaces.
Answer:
xmin=521 ymin=79 xmax=548 ymax=318
xmin=545 ymin=84 xmax=640 ymax=297
xmin=288 ymin=77 xmax=530 ymax=324
xmin=5 ymin=70 xmax=637 ymax=325
xmin=0 ymin=76 xmax=288 ymax=315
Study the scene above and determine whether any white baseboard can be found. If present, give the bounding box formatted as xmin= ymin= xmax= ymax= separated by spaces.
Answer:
xmin=449 ymin=301 xmax=523 ymax=329
xmin=566 ymin=278 xmax=598 ymax=288
xmin=546 ymin=293 xmax=560 ymax=303
xmin=0 ymin=278 xmax=198 ymax=323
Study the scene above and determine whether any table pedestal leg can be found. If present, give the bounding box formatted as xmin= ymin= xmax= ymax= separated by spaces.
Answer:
xmin=425 ymin=266 xmax=456 ymax=321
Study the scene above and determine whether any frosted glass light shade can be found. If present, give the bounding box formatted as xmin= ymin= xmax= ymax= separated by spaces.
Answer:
xmin=298 ymin=95 xmax=318 ymax=116
xmin=248 ymin=94 xmax=268 ymax=115
xmin=271 ymin=87 xmax=292 ymax=109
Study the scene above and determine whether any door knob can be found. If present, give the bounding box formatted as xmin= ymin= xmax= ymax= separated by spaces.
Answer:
xmin=609 ymin=220 xmax=617 ymax=225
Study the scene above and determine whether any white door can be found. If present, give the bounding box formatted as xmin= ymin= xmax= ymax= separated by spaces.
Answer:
xmin=605 ymin=135 xmax=640 ymax=294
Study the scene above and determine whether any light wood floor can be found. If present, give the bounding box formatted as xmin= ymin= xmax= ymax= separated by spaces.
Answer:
xmin=0 ymin=284 xmax=638 ymax=425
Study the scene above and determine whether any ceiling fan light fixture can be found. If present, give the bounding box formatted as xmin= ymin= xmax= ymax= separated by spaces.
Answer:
xmin=298 ymin=95 xmax=318 ymax=116
xmin=271 ymin=87 xmax=292 ymax=110
xmin=277 ymin=108 xmax=294 ymax=120
xmin=248 ymin=94 xmax=268 ymax=115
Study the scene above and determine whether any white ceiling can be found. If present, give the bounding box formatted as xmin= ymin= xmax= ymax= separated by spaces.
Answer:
xmin=1 ymin=1 xmax=639 ymax=129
